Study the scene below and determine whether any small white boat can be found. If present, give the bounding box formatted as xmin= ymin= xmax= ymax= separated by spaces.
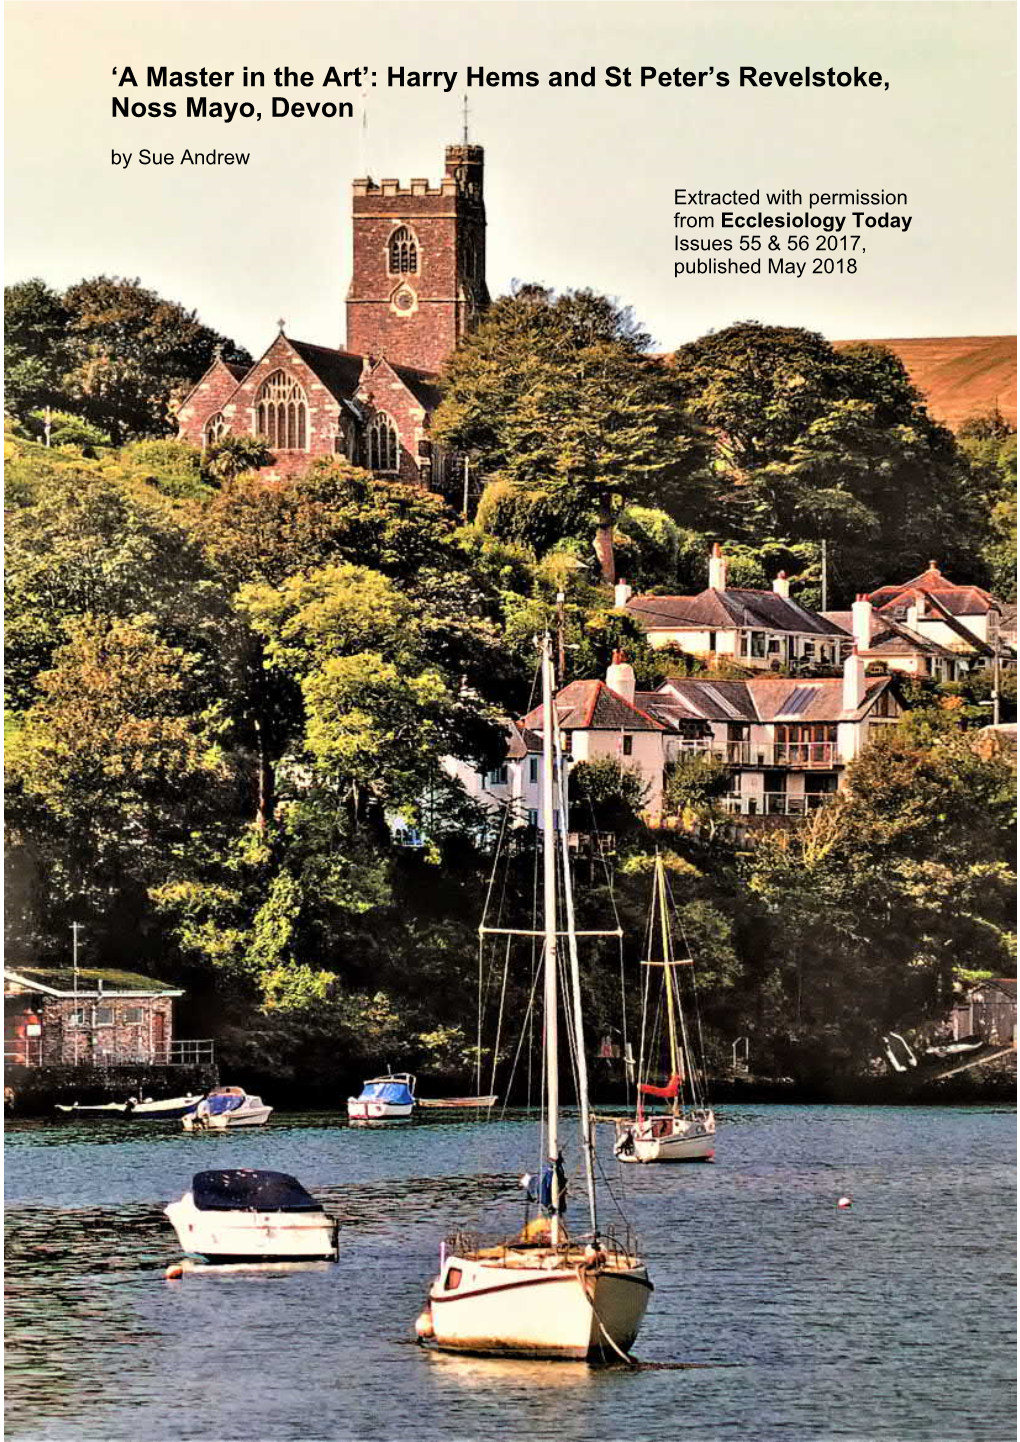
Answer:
xmin=418 ymin=1094 xmax=498 ymax=1111
xmin=55 ymin=1100 xmax=129 ymax=1115
xmin=181 ymin=1086 xmax=272 ymax=1130
xmin=129 ymin=1094 xmax=204 ymax=1119
xmin=165 ymin=1169 xmax=338 ymax=1262
xmin=347 ymin=1072 xmax=415 ymax=1122
xmin=612 ymin=853 xmax=717 ymax=1165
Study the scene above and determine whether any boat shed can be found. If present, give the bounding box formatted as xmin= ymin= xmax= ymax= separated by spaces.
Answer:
xmin=3 ymin=965 xmax=184 ymax=1068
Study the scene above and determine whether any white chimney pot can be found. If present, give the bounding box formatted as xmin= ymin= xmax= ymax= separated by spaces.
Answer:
xmin=614 ymin=580 xmax=633 ymax=608
xmin=852 ymin=596 xmax=874 ymax=650
xmin=708 ymin=544 xmax=728 ymax=591
xmin=772 ymin=572 xmax=790 ymax=599
xmin=843 ymin=648 xmax=866 ymax=712
xmin=606 ymin=650 xmax=636 ymax=707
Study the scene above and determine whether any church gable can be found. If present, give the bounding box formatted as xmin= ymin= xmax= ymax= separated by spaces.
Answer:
xmin=356 ymin=357 xmax=432 ymax=486
xmin=176 ymin=356 xmax=249 ymax=447
xmin=219 ymin=333 xmax=349 ymax=479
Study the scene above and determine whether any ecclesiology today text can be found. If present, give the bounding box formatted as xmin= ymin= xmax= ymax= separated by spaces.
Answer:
xmin=670 ymin=184 xmax=914 ymax=281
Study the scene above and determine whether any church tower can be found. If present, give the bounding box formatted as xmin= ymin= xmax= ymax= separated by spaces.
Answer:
xmin=345 ymin=143 xmax=489 ymax=374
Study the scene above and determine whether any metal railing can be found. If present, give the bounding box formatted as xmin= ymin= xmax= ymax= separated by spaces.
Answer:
xmin=673 ymin=740 xmax=841 ymax=768
xmin=722 ymin=792 xmax=833 ymax=817
xmin=4 ymin=1039 xmax=215 ymax=1069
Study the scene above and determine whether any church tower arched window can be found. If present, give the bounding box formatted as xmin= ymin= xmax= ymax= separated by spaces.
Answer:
xmin=255 ymin=370 xmax=308 ymax=450
xmin=366 ymin=412 xmax=400 ymax=473
xmin=204 ymin=412 xmax=227 ymax=448
xmin=388 ymin=226 xmax=418 ymax=275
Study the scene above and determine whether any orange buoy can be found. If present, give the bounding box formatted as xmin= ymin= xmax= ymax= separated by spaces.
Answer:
xmin=165 ymin=1263 xmax=184 ymax=1279
xmin=837 ymin=1196 xmax=852 ymax=1210
xmin=415 ymin=1308 xmax=435 ymax=1341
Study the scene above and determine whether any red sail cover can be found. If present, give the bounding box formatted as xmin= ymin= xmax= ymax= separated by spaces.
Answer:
xmin=638 ymin=1073 xmax=682 ymax=1099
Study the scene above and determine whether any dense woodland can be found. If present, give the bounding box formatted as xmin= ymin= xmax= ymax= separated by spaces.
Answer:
xmin=4 ymin=277 xmax=1017 ymax=1094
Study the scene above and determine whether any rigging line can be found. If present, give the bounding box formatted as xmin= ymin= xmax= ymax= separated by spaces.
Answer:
xmin=497 ymin=955 xmax=542 ymax=1122
xmin=488 ymin=934 xmax=512 ymax=1100
xmin=663 ymin=868 xmax=707 ymax=1105
xmin=667 ymin=872 xmax=711 ymax=1100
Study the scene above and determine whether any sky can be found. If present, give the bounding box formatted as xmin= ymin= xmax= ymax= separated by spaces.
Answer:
xmin=4 ymin=1 xmax=1017 ymax=357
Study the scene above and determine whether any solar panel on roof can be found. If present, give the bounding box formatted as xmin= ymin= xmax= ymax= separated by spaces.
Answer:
xmin=699 ymin=684 xmax=742 ymax=718
xmin=775 ymin=685 xmax=816 ymax=718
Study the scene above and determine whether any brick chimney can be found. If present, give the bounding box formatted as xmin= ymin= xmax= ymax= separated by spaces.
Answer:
xmin=614 ymin=580 xmax=633 ymax=608
xmin=843 ymin=647 xmax=866 ymax=712
xmin=708 ymin=543 xmax=728 ymax=591
xmin=606 ymin=649 xmax=636 ymax=706
xmin=852 ymin=594 xmax=874 ymax=650
xmin=772 ymin=571 xmax=790 ymax=599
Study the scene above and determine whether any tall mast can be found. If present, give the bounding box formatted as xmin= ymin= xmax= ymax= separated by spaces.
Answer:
xmin=554 ymin=717 xmax=599 ymax=1238
xmin=656 ymin=855 xmax=682 ymax=1089
xmin=540 ymin=634 xmax=561 ymax=1244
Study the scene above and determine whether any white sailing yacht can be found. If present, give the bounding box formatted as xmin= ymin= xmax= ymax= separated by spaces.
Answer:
xmin=416 ymin=636 xmax=652 ymax=1361
xmin=613 ymin=854 xmax=716 ymax=1164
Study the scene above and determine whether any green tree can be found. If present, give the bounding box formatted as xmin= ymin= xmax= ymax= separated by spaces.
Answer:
xmin=434 ymin=285 xmax=706 ymax=583
xmin=4 ymin=279 xmax=70 ymax=417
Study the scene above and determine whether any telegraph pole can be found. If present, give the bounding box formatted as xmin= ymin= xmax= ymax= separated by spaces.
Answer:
xmin=71 ymin=922 xmax=83 ymax=1065
xmin=821 ymin=538 xmax=828 ymax=613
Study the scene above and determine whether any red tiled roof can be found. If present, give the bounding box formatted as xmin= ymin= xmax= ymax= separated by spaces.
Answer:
xmin=520 ymin=681 xmax=666 ymax=734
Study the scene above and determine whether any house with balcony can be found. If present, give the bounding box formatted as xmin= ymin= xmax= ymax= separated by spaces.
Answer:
xmin=616 ymin=544 xmax=850 ymax=670
xmin=445 ymin=649 xmax=902 ymax=831
xmin=638 ymin=649 xmax=904 ymax=819
xmin=3 ymin=965 xmax=212 ymax=1069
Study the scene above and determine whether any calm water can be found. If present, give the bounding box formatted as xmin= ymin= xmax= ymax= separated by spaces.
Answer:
xmin=4 ymin=1105 xmax=1016 ymax=1442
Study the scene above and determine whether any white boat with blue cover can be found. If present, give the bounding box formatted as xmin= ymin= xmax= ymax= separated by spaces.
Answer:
xmin=181 ymin=1086 xmax=272 ymax=1130
xmin=165 ymin=1169 xmax=338 ymax=1262
xmin=347 ymin=1072 xmax=416 ymax=1122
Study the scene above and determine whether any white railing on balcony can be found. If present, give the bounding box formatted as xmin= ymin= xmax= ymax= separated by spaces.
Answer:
xmin=673 ymin=740 xmax=841 ymax=768
xmin=722 ymin=792 xmax=833 ymax=817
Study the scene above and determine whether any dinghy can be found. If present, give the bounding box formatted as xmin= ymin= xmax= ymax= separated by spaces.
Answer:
xmin=165 ymin=1169 xmax=338 ymax=1262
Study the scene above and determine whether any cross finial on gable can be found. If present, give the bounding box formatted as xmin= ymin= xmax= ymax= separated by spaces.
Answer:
xmin=277 ymin=317 xmax=286 ymax=334
xmin=213 ymin=341 xmax=223 ymax=361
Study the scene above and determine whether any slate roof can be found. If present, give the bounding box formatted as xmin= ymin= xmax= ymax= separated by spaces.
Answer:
xmin=520 ymin=681 xmax=667 ymax=734
xmin=288 ymin=339 xmax=367 ymax=402
xmin=822 ymin=611 xmax=959 ymax=661
xmin=654 ymin=675 xmax=894 ymax=724
xmin=627 ymin=589 xmax=848 ymax=638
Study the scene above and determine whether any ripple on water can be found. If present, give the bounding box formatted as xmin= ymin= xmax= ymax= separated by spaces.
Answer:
xmin=4 ymin=1104 xmax=1016 ymax=1442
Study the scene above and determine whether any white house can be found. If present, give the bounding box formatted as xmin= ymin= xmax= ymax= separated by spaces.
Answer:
xmin=640 ymin=652 xmax=904 ymax=817
xmin=443 ymin=653 xmax=668 ymax=826
xmin=862 ymin=561 xmax=1010 ymax=669
xmin=822 ymin=594 xmax=966 ymax=682
xmin=618 ymin=544 xmax=849 ymax=669
xmin=446 ymin=650 xmax=904 ymax=830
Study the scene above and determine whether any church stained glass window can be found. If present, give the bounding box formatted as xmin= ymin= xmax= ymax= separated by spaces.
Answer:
xmin=388 ymin=226 xmax=418 ymax=275
xmin=255 ymin=371 xmax=308 ymax=450
xmin=367 ymin=412 xmax=399 ymax=473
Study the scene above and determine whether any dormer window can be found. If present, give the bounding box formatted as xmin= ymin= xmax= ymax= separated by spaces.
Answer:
xmin=388 ymin=226 xmax=418 ymax=275
xmin=255 ymin=371 xmax=308 ymax=450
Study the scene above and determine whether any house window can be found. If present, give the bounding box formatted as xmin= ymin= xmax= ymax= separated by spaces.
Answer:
xmin=528 ymin=809 xmax=539 ymax=828
xmin=528 ymin=758 xmax=539 ymax=784
xmin=94 ymin=1006 xmax=114 ymax=1028
xmin=750 ymin=632 xmax=767 ymax=658
xmin=255 ymin=371 xmax=308 ymax=450
xmin=366 ymin=413 xmax=400 ymax=473
xmin=801 ymin=640 xmax=816 ymax=660
xmin=203 ymin=412 xmax=227 ymax=448
xmin=622 ymin=735 xmax=634 ymax=756
xmin=388 ymin=227 xmax=419 ymax=275
xmin=487 ymin=765 xmax=509 ymax=787
xmin=68 ymin=1009 xmax=87 ymax=1028
xmin=708 ymin=632 xmax=717 ymax=651
xmin=122 ymin=1007 xmax=144 ymax=1024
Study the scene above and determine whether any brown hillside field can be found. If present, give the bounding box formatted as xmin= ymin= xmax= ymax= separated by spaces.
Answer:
xmin=834 ymin=336 xmax=1017 ymax=431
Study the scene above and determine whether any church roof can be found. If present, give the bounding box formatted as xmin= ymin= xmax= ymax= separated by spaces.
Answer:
xmin=626 ymin=588 xmax=848 ymax=638
xmin=288 ymin=339 xmax=366 ymax=402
